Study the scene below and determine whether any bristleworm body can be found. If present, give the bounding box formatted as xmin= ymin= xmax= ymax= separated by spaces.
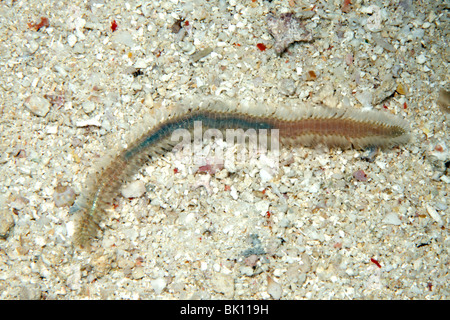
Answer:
xmin=74 ymin=99 xmax=410 ymax=247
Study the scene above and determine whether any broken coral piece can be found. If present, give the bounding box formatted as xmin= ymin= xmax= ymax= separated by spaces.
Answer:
xmin=266 ymin=13 xmax=313 ymax=55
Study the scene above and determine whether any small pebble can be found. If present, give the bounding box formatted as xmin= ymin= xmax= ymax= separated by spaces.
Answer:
xmin=111 ymin=30 xmax=135 ymax=47
xmin=20 ymin=284 xmax=42 ymax=300
xmin=434 ymin=202 xmax=447 ymax=211
xmin=416 ymin=54 xmax=427 ymax=64
xmin=46 ymin=125 xmax=58 ymax=134
xmin=151 ymin=278 xmax=166 ymax=294
xmin=10 ymin=196 xmax=29 ymax=210
xmin=332 ymin=172 xmax=344 ymax=179
xmin=279 ymin=78 xmax=296 ymax=96
xmin=353 ymin=169 xmax=368 ymax=182
xmin=396 ymin=83 xmax=406 ymax=95
xmin=240 ymin=266 xmax=254 ymax=276
xmin=259 ymin=167 xmax=274 ymax=183
xmin=267 ymin=275 xmax=282 ymax=299
xmin=27 ymin=39 xmax=39 ymax=54
xmin=82 ymin=101 xmax=96 ymax=114
xmin=132 ymin=267 xmax=145 ymax=280
xmin=134 ymin=58 xmax=148 ymax=69
xmin=144 ymin=93 xmax=154 ymax=108
xmin=211 ymin=273 xmax=234 ymax=298
xmin=279 ymin=217 xmax=290 ymax=228
xmin=344 ymin=53 xmax=353 ymax=66
xmin=392 ymin=65 xmax=402 ymax=78
xmin=121 ymin=180 xmax=146 ymax=198
xmin=266 ymin=13 xmax=313 ymax=55
xmin=437 ymin=89 xmax=450 ymax=113
xmin=382 ymin=213 xmax=402 ymax=225
xmin=361 ymin=147 xmax=379 ymax=162
xmin=355 ymin=91 xmax=373 ymax=108
xmin=412 ymin=29 xmax=425 ymax=39
xmin=342 ymin=0 xmax=352 ymax=13
xmin=373 ymin=35 xmax=395 ymax=52
xmin=191 ymin=47 xmax=213 ymax=62
xmin=366 ymin=5 xmax=382 ymax=32
xmin=24 ymin=95 xmax=50 ymax=117
xmin=305 ymin=70 xmax=317 ymax=81
xmin=244 ymin=254 xmax=259 ymax=267
xmin=372 ymin=76 xmax=396 ymax=105
xmin=67 ymin=34 xmax=77 ymax=47
xmin=426 ymin=204 xmax=443 ymax=226
xmin=0 ymin=209 xmax=15 ymax=239
xmin=170 ymin=19 xmax=183 ymax=33
xmin=229 ymin=186 xmax=238 ymax=200
xmin=75 ymin=118 xmax=102 ymax=127
xmin=180 ymin=41 xmax=196 ymax=55
xmin=53 ymin=183 xmax=76 ymax=208
xmin=74 ymin=17 xmax=86 ymax=31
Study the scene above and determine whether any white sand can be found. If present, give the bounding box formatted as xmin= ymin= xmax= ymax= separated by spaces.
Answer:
xmin=0 ymin=0 xmax=448 ymax=299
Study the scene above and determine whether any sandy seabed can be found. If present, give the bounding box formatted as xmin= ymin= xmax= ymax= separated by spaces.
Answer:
xmin=0 ymin=0 xmax=448 ymax=300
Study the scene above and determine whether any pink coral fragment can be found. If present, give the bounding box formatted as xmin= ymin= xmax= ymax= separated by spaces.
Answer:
xmin=353 ymin=169 xmax=368 ymax=182
xmin=266 ymin=13 xmax=313 ymax=54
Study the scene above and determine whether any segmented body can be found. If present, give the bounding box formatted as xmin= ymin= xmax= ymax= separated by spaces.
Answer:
xmin=74 ymin=101 xmax=410 ymax=247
